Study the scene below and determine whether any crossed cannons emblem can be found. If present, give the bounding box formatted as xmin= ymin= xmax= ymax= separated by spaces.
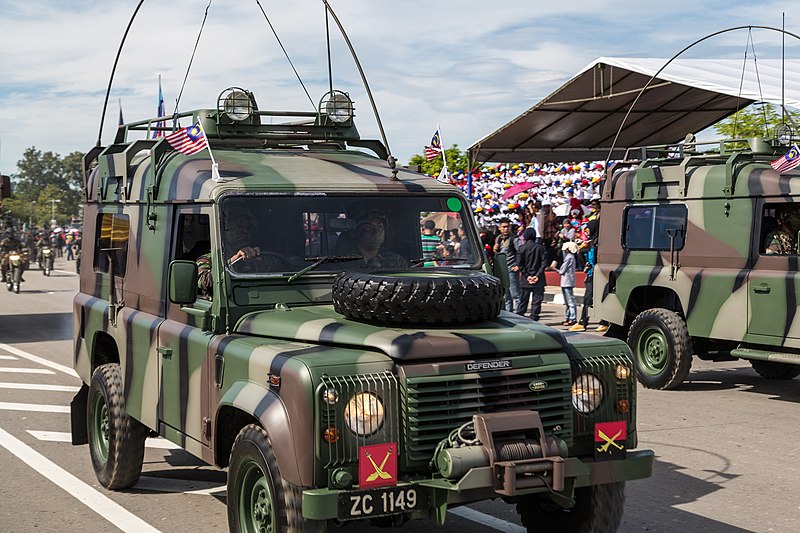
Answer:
xmin=596 ymin=429 xmax=624 ymax=453
xmin=364 ymin=447 xmax=394 ymax=482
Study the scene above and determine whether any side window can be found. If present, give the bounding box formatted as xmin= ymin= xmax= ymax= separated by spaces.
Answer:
xmin=93 ymin=213 xmax=130 ymax=277
xmin=761 ymin=203 xmax=800 ymax=255
xmin=175 ymin=214 xmax=210 ymax=261
xmin=623 ymin=205 xmax=687 ymax=251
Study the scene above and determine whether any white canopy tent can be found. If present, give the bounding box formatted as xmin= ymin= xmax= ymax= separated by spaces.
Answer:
xmin=469 ymin=58 xmax=800 ymax=163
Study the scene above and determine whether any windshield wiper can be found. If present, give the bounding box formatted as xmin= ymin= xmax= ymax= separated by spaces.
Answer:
xmin=409 ymin=256 xmax=468 ymax=268
xmin=287 ymin=255 xmax=362 ymax=284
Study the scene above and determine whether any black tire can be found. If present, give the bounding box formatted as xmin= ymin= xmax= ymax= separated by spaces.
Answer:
xmin=13 ymin=268 xmax=21 ymax=293
xmin=332 ymin=270 xmax=503 ymax=325
xmin=228 ymin=424 xmax=326 ymax=533
xmin=750 ymin=360 xmax=800 ymax=380
xmin=517 ymin=482 xmax=625 ymax=533
xmin=87 ymin=363 xmax=148 ymax=489
xmin=627 ymin=308 xmax=692 ymax=390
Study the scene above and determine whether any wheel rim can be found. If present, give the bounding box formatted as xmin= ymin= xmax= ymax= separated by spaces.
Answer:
xmin=90 ymin=391 xmax=110 ymax=464
xmin=635 ymin=325 xmax=669 ymax=376
xmin=238 ymin=460 xmax=275 ymax=533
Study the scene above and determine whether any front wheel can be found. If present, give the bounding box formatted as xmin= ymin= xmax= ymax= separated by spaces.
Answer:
xmin=750 ymin=360 xmax=800 ymax=380
xmin=87 ymin=363 xmax=148 ymax=489
xmin=228 ymin=424 xmax=325 ymax=533
xmin=517 ymin=482 xmax=625 ymax=533
xmin=13 ymin=268 xmax=21 ymax=293
xmin=627 ymin=308 xmax=692 ymax=390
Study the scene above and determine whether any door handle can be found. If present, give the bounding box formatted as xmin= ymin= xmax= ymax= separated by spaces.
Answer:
xmin=157 ymin=346 xmax=173 ymax=359
xmin=752 ymin=284 xmax=771 ymax=294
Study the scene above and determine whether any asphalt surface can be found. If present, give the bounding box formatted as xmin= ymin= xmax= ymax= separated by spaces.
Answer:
xmin=0 ymin=256 xmax=797 ymax=532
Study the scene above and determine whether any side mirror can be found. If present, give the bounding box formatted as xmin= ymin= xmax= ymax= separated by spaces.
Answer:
xmin=168 ymin=260 xmax=198 ymax=304
xmin=492 ymin=252 xmax=510 ymax=292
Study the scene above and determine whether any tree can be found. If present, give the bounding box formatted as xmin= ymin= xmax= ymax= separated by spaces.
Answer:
xmin=713 ymin=102 xmax=800 ymax=139
xmin=3 ymin=148 xmax=84 ymax=229
xmin=408 ymin=144 xmax=471 ymax=176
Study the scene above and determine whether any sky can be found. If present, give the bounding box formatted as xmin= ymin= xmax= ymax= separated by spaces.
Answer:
xmin=1 ymin=0 xmax=799 ymax=175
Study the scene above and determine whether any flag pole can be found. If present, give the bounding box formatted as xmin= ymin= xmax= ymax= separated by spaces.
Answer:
xmin=195 ymin=120 xmax=222 ymax=182
xmin=437 ymin=123 xmax=449 ymax=178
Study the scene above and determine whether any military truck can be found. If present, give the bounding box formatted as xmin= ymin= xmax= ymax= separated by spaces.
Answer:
xmin=69 ymin=88 xmax=652 ymax=532
xmin=595 ymin=137 xmax=800 ymax=390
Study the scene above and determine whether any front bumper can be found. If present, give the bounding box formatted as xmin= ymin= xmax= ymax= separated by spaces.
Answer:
xmin=302 ymin=449 xmax=654 ymax=523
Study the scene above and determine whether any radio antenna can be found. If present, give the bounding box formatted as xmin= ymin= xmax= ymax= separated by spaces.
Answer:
xmin=97 ymin=0 xmax=145 ymax=147
xmin=321 ymin=0 xmax=398 ymax=179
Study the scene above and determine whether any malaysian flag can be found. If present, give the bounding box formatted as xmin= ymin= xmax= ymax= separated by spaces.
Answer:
xmin=165 ymin=122 xmax=208 ymax=155
xmin=771 ymin=144 xmax=800 ymax=173
xmin=424 ymin=129 xmax=442 ymax=161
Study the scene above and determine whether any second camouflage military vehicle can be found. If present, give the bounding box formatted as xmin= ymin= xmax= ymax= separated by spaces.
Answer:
xmin=69 ymin=88 xmax=653 ymax=531
xmin=595 ymin=136 xmax=800 ymax=389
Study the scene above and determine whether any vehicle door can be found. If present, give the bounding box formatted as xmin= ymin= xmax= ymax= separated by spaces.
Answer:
xmin=747 ymin=200 xmax=800 ymax=341
xmin=157 ymin=208 xmax=215 ymax=448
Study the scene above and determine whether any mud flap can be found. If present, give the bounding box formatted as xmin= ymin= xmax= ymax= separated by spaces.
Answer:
xmin=70 ymin=384 xmax=89 ymax=445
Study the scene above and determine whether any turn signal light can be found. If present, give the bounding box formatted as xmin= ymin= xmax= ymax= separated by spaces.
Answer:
xmin=323 ymin=427 xmax=341 ymax=443
xmin=617 ymin=400 xmax=630 ymax=413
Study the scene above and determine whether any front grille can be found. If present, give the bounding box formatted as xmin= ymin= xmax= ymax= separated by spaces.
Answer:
xmin=399 ymin=364 xmax=573 ymax=468
xmin=570 ymin=353 xmax=635 ymax=440
xmin=317 ymin=372 xmax=400 ymax=469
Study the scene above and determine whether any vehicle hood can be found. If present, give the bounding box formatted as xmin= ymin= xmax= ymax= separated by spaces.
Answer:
xmin=235 ymin=305 xmax=569 ymax=360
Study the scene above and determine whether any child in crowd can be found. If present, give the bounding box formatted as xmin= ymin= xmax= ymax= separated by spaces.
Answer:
xmin=558 ymin=241 xmax=578 ymax=326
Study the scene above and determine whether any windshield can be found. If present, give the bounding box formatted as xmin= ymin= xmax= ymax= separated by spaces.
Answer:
xmin=219 ymin=194 xmax=481 ymax=276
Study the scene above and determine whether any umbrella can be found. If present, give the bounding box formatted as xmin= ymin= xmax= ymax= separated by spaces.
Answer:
xmin=500 ymin=181 xmax=536 ymax=201
xmin=553 ymin=203 xmax=590 ymax=217
xmin=422 ymin=212 xmax=462 ymax=230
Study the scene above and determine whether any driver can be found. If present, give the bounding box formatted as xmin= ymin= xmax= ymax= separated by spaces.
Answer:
xmin=338 ymin=209 xmax=405 ymax=270
xmin=196 ymin=207 xmax=284 ymax=298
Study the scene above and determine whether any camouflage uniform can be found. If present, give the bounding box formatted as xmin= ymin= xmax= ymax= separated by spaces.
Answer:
xmin=764 ymin=229 xmax=795 ymax=255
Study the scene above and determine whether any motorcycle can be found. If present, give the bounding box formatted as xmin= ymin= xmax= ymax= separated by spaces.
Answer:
xmin=39 ymin=246 xmax=54 ymax=276
xmin=5 ymin=249 xmax=28 ymax=294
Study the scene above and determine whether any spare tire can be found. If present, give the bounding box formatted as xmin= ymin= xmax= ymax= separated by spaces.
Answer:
xmin=332 ymin=270 xmax=503 ymax=325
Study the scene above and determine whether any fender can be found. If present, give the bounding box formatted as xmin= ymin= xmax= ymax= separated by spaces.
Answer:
xmin=218 ymin=380 xmax=305 ymax=486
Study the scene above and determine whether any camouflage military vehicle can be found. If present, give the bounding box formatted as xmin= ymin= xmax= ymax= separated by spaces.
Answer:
xmin=69 ymin=87 xmax=652 ymax=532
xmin=596 ymin=137 xmax=800 ymax=390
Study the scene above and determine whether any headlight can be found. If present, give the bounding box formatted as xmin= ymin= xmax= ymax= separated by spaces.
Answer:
xmin=344 ymin=392 xmax=384 ymax=436
xmin=320 ymin=90 xmax=354 ymax=124
xmin=8 ymin=254 xmax=20 ymax=261
xmin=572 ymin=374 xmax=604 ymax=413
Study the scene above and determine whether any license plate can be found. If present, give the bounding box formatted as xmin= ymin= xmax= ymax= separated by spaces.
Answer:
xmin=337 ymin=486 xmax=423 ymax=520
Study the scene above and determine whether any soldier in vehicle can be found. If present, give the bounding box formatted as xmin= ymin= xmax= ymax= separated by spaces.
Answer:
xmin=337 ymin=209 xmax=405 ymax=270
xmin=763 ymin=206 xmax=799 ymax=255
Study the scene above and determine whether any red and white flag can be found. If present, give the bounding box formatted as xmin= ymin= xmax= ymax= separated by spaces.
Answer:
xmin=165 ymin=122 xmax=209 ymax=155
xmin=771 ymin=144 xmax=800 ymax=173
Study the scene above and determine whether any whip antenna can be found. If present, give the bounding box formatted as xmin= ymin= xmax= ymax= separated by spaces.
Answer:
xmin=97 ymin=0 xmax=145 ymax=147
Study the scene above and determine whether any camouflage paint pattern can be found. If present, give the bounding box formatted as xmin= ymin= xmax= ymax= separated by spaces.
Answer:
xmin=597 ymin=152 xmax=800 ymax=354
xmin=74 ymin=107 xmax=650 ymax=517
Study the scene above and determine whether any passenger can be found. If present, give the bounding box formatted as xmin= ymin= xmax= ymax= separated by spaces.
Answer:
xmin=764 ymin=208 xmax=797 ymax=255
xmin=338 ymin=209 xmax=405 ymax=270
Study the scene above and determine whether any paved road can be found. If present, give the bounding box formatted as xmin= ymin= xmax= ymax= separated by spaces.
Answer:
xmin=0 ymin=257 xmax=796 ymax=532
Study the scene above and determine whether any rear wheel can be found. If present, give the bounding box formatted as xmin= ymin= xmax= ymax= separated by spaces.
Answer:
xmin=627 ymin=308 xmax=692 ymax=390
xmin=750 ymin=360 xmax=800 ymax=380
xmin=517 ymin=482 xmax=625 ymax=533
xmin=228 ymin=424 xmax=325 ymax=533
xmin=87 ymin=363 xmax=148 ymax=489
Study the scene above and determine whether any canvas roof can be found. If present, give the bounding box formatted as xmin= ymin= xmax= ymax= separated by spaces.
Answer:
xmin=469 ymin=57 xmax=800 ymax=164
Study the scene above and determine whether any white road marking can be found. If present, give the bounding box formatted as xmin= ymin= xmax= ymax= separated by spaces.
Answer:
xmin=0 ymin=402 xmax=70 ymax=413
xmin=54 ymin=269 xmax=79 ymax=276
xmin=449 ymin=506 xmax=526 ymax=532
xmin=28 ymin=430 xmax=181 ymax=450
xmin=0 ymin=367 xmax=55 ymax=374
xmin=0 ymin=343 xmax=79 ymax=377
xmin=0 ymin=426 xmax=162 ymax=533
xmin=0 ymin=382 xmax=80 ymax=392
xmin=134 ymin=476 xmax=227 ymax=496
xmin=0 ymin=355 xmax=17 ymax=360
